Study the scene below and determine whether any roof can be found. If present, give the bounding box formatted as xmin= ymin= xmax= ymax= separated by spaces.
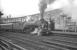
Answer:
xmin=2 ymin=9 xmax=62 ymax=23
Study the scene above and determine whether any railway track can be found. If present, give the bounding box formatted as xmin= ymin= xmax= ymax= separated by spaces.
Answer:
xmin=0 ymin=32 xmax=69 ymax=50
xmin=0 ymin=32 xmax=77 ymax=50
xmin=0 ymin=36 xmax=68 ymax=50
xmin=0 ymin=38 xmax=26 ymax=50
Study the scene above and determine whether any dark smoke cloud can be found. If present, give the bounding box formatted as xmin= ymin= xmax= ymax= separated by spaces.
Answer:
xmin=39 ymin=0 xmax=47 ymax=18
xmin=39 ymin=0 xmax=55 ymax=18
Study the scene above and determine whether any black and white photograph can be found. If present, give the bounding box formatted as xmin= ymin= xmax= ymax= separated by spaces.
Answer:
xmin=0 ymin=0 xmax=77 ymax=50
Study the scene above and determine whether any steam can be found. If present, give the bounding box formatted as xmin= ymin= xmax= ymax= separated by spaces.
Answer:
xmin=39 ymin=0 xmax=77 ymax=21
xmin=57 ymin=0 xmax=77 ymax=21
xmin=60 ymin=0 xmax=77 ymax=21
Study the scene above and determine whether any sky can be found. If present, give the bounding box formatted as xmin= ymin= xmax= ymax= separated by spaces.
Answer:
xmin=0 ymin=0 xmax=1 ymax=11
xmin=0 ymin=0 xmax=77 ymax=21
xmin=1 ymin=0 xmax=39 ymax=18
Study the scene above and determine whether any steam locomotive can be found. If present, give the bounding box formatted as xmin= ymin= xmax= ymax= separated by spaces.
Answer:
xmin=0 ymin=17 xmax=55 ymax=35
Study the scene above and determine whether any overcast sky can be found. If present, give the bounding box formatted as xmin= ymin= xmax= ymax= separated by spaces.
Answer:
xmin=1 ymin=0 xmax=77 ymax=20
xmin=1 ymin=0 xmax=40 ymax=18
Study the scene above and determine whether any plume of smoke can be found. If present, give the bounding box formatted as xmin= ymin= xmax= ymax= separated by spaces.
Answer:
xmin=39 ymin=0 xmax=55 ymax=19
xmin=39 ymin=0 xmax=47 ymax=19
